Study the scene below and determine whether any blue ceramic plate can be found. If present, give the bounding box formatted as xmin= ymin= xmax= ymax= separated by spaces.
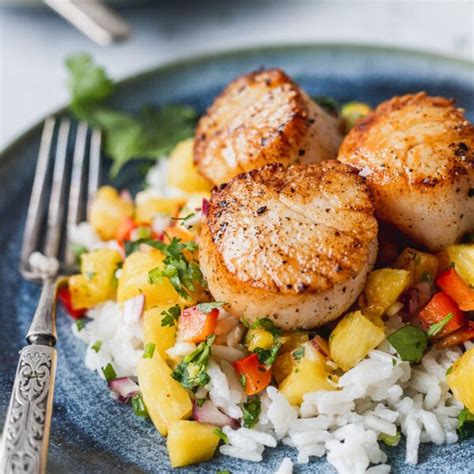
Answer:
xmin=1 ymin=44 xmax=473 ymax=473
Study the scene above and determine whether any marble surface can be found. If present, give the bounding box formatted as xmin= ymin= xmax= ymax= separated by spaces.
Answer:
xmin=0 ymin=0 xmax=473 ymax=149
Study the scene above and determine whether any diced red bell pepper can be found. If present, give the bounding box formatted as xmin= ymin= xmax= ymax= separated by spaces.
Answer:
xmin=177 ymin=306 xmax=219 ymax=343
xmin=233 ymin=353 xmax=272 ymax=396
xmin=419 ymin=291 xmax=467 ymax=338
xmin=57 ymin=286 xmax=86 ymax=320
xmin=115 ymin=216 xmax=136 ymax=244
xmin=434 ymin=321 xmax=474 ymax=350
xmin=436 ymin=268 xmax=474 ymax=311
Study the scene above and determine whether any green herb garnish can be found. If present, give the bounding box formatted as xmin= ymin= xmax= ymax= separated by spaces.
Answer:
xmin=65 ymin=54 xmax=197 ymax=177
xmin=254 ymin=341 xmax=281 ymax=366
xmin=387 ymin=325 xmax=428 ymax=363
xmin=72 ymin=244 xmax=88 ymax=260
xmin=446 ymin=365 xmax=453 ymax=376
xmin=196 ymin=301 xmax=224 ymax=313
xmin=171 ymin=335 xmax=215 ymax=391
xmin=379 ymin=432 xmax=401 ymax=446
xmin=143 ymin=342 xmax=156 ymax=359
xmin=196 ymin=398 xmax=207 ymax=407
xmin=91 ymin=340 xmax=102 ymax=353
xmin=242 ymin=396 xmax=261 ymax=428
xmin=131 ymin=393 xmax=149 ymax=418
xmin=75 ymin=319 xmax=85 ymax=332
xmin=458 ymin=408 xmax=474 ymax=437
xmin=102 ymin=363 xmax=117 ymax=382
xmin=213 ymin=427 xmax=229 ymax=444
xmin=240 ymin=374 xmax=247 ymax=387
xmin=146 ymin=237 xmax=202 ymax=300
xmin=160 ymin=304 xmax=181 ymax=327
xmin=172 ymin=213 xmax=196 ymax=222
xmin=292 ymin=346 xmax=305 ymax=361
xmin=427 ymin=313 xmax=454 ymax=338
xmin=251 ymin=318 xmax=281 ymax=336
xmin=312 ymin=96 xmax=340 ymax=116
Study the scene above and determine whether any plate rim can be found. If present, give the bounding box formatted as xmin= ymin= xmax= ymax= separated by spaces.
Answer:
xmin=2 ymin=41 xmax=473 ymax=159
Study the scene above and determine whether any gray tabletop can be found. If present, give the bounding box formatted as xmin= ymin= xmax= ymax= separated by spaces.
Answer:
xmin=1 ymin=0 xmax=473 ymax=149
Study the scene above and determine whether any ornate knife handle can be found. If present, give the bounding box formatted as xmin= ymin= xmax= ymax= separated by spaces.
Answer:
xmin=1 ymin=345 xmax=56 ymax=474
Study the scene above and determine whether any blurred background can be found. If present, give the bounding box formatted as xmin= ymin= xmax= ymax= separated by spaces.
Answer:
xmin=0 ymin=0 xmax=473 ymax=149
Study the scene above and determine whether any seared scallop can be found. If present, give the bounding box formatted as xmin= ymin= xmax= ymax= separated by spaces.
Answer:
xmin=194 ymin=69 xmax=342 ymax=185
xmin=338 ymin=92 xmax=474 ymax=251
xmin=199 ymin=161 xmax=378 ymax=330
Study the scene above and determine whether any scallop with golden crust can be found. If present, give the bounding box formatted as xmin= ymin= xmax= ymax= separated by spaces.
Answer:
xmin=338 ymin=92 xmax=474 ymax=251
xmin=194 ymin=68 xmax=342 ymax=185
xmin=199 ymin=161 xmax=378 ymax=330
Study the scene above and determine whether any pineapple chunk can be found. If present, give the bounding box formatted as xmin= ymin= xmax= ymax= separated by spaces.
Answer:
xmin=167 ymin=421 xmax=219 ymax=468
xmin=138 ymin=352 xmax=192 ymax=436
xmin=329 ymin=311 xmax=385 ymax=371
xmin=89 ymin=186 xmax=134 ymax=240
xmin=117 ymin=248 xmax=181 ymax=309
xmin=167 ymin=139 xmax=213 ymax=194
xmin=69 ymin=249 xmax=122 ymax=309
xmin=143 ymin=306 xmax=177 ymax=359
xmin=447 ymin=346 xmax=474 ymax=412
xmin=444 ymin=244 xmax=474 ymax=286
xmin=279 ymin=343 xmax=335 ymax=405
xmin=394 ymin=248 xmax=438 ymax=284
xmin=280 ymin=331 xmax=309 ymax=353
xmin=341 ymin=101 xmax=372 ymax=133
xmin=361 ymin=269 xmax=411 ymax=318
xmin=245 ymin=327 xmax=274 ymax=351
xmin=273 ymin=351 xmax=295 ymax=384
xmin=135 ymin=194 xmax=185 ymax=224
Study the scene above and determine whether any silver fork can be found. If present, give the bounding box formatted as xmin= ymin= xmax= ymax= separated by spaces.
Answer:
xmin=0 ymin=118 xmax=102 ymax=474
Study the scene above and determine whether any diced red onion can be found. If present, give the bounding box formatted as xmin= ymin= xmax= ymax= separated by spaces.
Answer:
xmin=202 ymin=198 xmax=210 ymax=217
xmin=122 ymin=294 xmax=145 ymax=325
xmin=120 ymin=189 xmax=133 ymax=203
xmin=193 ymin=399 xmax=239 ymax=429
xmin=108 ymin=377 xmax=140 ymax=401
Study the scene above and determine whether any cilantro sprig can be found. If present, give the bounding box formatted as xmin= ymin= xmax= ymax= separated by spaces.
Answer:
xmin=65 ymin=54 xmax=197 ymax=177
xmin=242 ymin=396 xmax=261 ymax=428
xmin=427 ymin=313 xmax=453 ymax=338
xmin=387 ymin=325 xmax=428 ymax=363
xmin=458 ymin=408 xmax=474 ymax=437
xmin=160 ymin=304 xmax=181 ymax=327
xmin=171 ymin=335 xmax=215 ymax=391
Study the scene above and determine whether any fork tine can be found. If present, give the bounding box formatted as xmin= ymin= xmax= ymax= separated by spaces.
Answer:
xmin=20 ymin=118 xmax=56 ymax=272
xmin=87 ymin=128 xmax=102 ymax=216
xmin=44 ymin=118 xmax=71 ymax=258
xmin=65 ymin=122 xmax=89 ymax=265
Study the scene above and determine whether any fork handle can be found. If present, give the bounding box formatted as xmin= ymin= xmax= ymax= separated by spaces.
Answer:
xmin=1 ymin=345 xmax=56 ymax=474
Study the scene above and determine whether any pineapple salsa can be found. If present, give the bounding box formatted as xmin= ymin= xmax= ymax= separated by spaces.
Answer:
xmin=59 ymin=136 xmax=474 ymax=469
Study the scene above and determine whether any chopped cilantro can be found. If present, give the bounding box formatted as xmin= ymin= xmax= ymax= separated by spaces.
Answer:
xmin=196 ymin=397 xmax=207 ymax=407
xmin=240 ymin=374 xmax=247 ymax=387
xmin=427 ymin=313 xmax=454 ymax=338
xmin=196 ymin=301 xmax=225 ymax=313
xmin=242 ymin=396 xmax=261 ymax=428
xmin=171 ymin=335 xmax=216 ymax=391
xmin=75 ymin=319 xmax=85 ymax=332
xmin=143 ymin=342 xmax=156 ymax=359
xmin=131 ymin=393 xmax=149 ymax=418
xmin=254 ymin=341 xmax=281 ymax=366
xmin=458 ymin=408 xmax=474 ymax=437
xmin=160 ymin=304 xmax=181 ymax=327
xmin=147 ymin=237 xmax=203 ymax=300
xmin=379 ymin=432 xmax=401 ymax=446
xmin=312 ymin=96 xmax=340 ymax=115
xmin=213 ymin=427 xmax=229 ymax=444
xmin=101 ymin=363 xmax=117 ymax=382
xmin=251 ymin=318 xmax=281 ymax=336
xmin=72 ymin=244 xmax=88 ymax=260
xmin=292 ymin=346 xmax=305 ymax=361
xmin=446 ymin=365 xmax=453 ymax=376
xmin=387 ymin=325 xmax=428 ymax=363
xmin=91 ymin=340 xmax=102 ymax=353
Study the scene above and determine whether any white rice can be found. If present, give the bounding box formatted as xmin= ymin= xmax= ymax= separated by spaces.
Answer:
xmin=275 ymin=457 xmax=293 ymax=474
xmin=28 ymin=251 xmax=59 ymax=276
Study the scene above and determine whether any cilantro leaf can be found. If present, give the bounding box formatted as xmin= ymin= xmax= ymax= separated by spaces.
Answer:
xmin=312 ymin=96 xmax=340 ymax=116
xmin=254 ymin=340 xmax=281 ymax=366
xmin=387 ymin=325 xmax=428 ymax=363
xmin=251 ymin=318 xmax=281 ymax=336
xmin=91 ymin=340 xmax=102 ymax=353
xmin=458 ymin=408 xmax=474 ymax=437
xmin=196 ymin=301 xmax=224 ymax=313
xmin=171 ymin=335 xmax=215 ymax=391
xmin=160 ymin=304 xmax=181 ymax=327
xmin=427 ymin=313 xmax=454 ymax=338
xmin=242 ymin=396 xmax=261 ymax=428
xmin=75 ymin=319 xmax=85 ymax=332
xmin=379 ymin=432 xmax=401 ymax=446
xmin=213 ymin=427 xmax=229 ymax=444
xmin=292 ymin=346 xmax=305 ymax=361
